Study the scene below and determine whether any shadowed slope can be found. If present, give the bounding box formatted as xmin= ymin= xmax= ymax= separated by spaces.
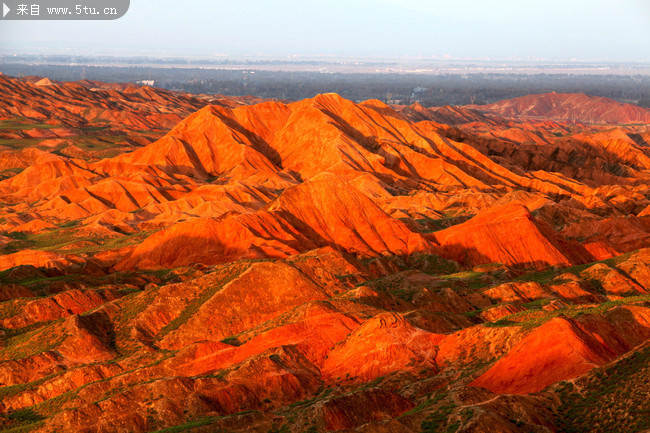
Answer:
xmin=116 ymin=175 xmax=431 ymax=270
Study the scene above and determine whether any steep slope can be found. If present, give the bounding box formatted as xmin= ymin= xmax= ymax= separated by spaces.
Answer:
xmin=321 ymin=312 xmax=442 ymax=383
xmin=159 ymin=261 xmax=330 ymax=349
xmin=470 ymin=307 xmax=650 ymax=394
xmin=111 ymin=103 xmax=289 ymax=180
xmin=265 ymin=174 xmax=430 ymax=256
xmin=431 ymin=203 xmax=592 ymax=269
xmin=116 ymin=175 xmax=431 ymax=270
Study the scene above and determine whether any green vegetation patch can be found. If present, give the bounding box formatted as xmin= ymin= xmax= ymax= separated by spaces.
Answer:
xmin=0 ymin=407 xmax=46 ymax=432
xmin=489 ymin=294 xmax=650 ymax=331
xmin=407 ymin=253 xmax=459 ymax=276
xmin=0 ymin=138 xmax=47 ymax=150
xmin=515 ymin=252 xmax=634 ymax=285
xmin=0 ymin=319 xmax=68 ymax=360
xmin=415 ymin=212 xmax=474 ymax=233
xmin=400 ymin=391 xmax=448 ymax=418
xmin=555 ymin=344 xmax=650 ymax=433
xmin=1 ymin=227 xmax=84 ymax=254
xmin=149 ymin=415 xmax=230 ymax=433
xmin=6 ymin=408 xmax=45 ymax=423
xmin=439 ymin=270 xmax=493 ymax=290
xmin=0 ymin=227 xmax=157 ymax=261
xmin=0 ymin=119 xmax=59 ymax=131
xmin=421 ymin=400 xmax=459 ymax=433
xmin=0 ymin=372 xmax=62 ymax=401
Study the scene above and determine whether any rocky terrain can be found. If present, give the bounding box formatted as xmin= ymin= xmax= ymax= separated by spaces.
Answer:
xmin=0 ymin=74 xmax=649 ymax=433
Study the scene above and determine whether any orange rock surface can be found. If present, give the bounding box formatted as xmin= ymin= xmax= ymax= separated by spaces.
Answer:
xmin=0 ymin=75 xmax=649 ymax=433
xmin=431 ymin=204 xmax=593 ymax=269
xmin=471 ymin=92 xmax=650 ymax=124
xmin=470 ymin=307 xmax=650 ymax=394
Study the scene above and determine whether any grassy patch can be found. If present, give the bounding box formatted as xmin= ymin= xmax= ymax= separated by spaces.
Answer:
xmin=483 ymin=318 xmax=517 ymax=328
xmin=492 ymin=294 xmax=650 ymax=331
xmin=113 ymin=288 xmax=161 ymax=355
xmin=6 ymin=408 xmax=46 ymax=423
xmin=0 ymin=119 xmax=59 ymax=130
xmin=0 ymin=167 xmax=24 ymax=179
xmin=421 ymin=401 xmax=458 ymax=433
xmin=415 ymin=213 xmax=474 ymax=233
xmin=64 ymin=230 xmax=156 ymax=256
xmin=555 ymin=345 xmax=650 ymax=433
xmin=288 ymin=396 xmax=319 ymax=409
xmin=408 ymin=254 xmax=459 ymax=276
xmin=401 ymin=390 xmax=449 ymax=418
xmin=0 ymin=319 xmax=68 ymax=360
xmin=220 ymin=336 xmax=241 ymax=346
xmin=522 ymin=298 xmax=552 ymax=309
xmin=0 ymin=138 xmax=45 ymax=150
xmin=0 ymin=422 xmax=44 ymax=433
xmin=1 ymin=228 xmax=82 ymax=254
xmin=439 ymin=270 xmax=491 ymax=290
xmin=515 ymin=253 xmax=635 ymax=286
xmin=149 ymin=415 xmax=236 ymax=432
xmin=0 ymin=227 xmax=158 ymax=258
xmin=0 ymin=372 xmax=62 ymax=400
xmin=0 ymin=408 xmax=47 ymax=433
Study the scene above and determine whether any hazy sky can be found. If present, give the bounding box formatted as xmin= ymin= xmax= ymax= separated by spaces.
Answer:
xmin=1 ymin=0 xmax=649 ymax=61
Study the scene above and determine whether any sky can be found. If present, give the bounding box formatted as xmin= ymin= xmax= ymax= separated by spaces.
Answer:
xmin=1 ymin=0 xmax=649 ymax=62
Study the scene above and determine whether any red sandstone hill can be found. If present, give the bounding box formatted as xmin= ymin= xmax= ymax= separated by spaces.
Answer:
xmin=430 ymin=203 xmax=597 ymax=270
xmin=470 ymin=307 xmax=650 ymax=394
xmin=471 ymin=92 xmax=650 ymax=124
xmin=0 ymin=74 xmax=208 ymax=130
xmin=0 ymin=74 xmax=275 ymax=163
xmin=114 ymin=174 xmax=431 ymax=270
xmin=0 ymin=75 xmax=648 ymax=433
